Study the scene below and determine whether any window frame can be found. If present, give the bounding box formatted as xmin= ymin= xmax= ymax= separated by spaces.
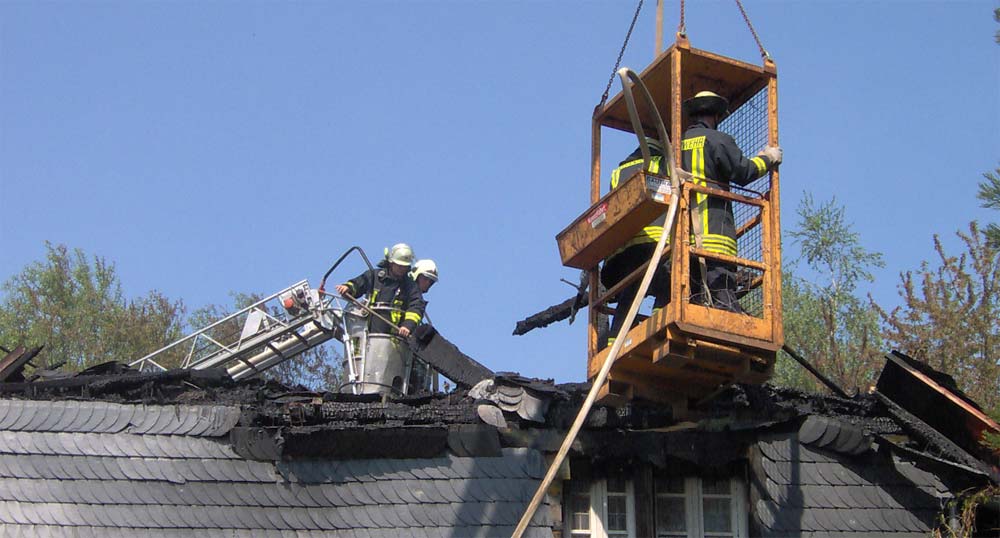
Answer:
xmin=654 ymin=476 xmax=748 ymax=538
xmin=565 ymin=478 xmax=637 ymax=538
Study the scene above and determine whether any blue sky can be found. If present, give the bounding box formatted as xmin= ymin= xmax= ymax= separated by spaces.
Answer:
xmin=1 ymin=1 xmax=998 ymax=384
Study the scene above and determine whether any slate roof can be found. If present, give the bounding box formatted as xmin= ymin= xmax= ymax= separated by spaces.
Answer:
xmin=752 ymin=433 xmax=948 ymax=537
xmin=0 ymin=399 xmax=553 ymax=538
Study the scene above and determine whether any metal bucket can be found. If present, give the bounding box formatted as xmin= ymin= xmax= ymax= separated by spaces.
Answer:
xmin=343 ymin=304 xmax=368 ymax=337
xmin=353 ymin=333 xmax=412 ymax=395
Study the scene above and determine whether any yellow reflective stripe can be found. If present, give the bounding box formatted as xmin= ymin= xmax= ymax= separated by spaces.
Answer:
xmin=370 ymin=289 xmax=379 ymax=304
xmin=391 ymin=311 xmax=402 ymax=323
xmin=345 ymin=282 xmax=355 ymax=291
xmin=690 ymin=146 xmax=709 ymax=233
xmin=688 ymin=235 xmax=737 ymax=254
xmin=649 ymin=158 xmax=660 ymax=174
xmin=611 ymin=157 xmax=662 ymax=190
xmin=404 ymin=312 xmax=422 ymax=323
xmin=751 ymin=156 xmax=766 ymax=176
xmin=682 ymin=136 xmax=706 ymax=150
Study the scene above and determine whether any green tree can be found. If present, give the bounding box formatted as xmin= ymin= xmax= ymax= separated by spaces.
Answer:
xmin=775 ymin=194 xmax=886 ymax=394
xmin=0 ymin=243 xmax=185 ymax=371
xmin=875 ymin=223 xmax=1000 ymax=410
xmin=976 ymin=165 xmax=1000 ymax=248
xmin=188 ymin=292 xmax=343 ymax=391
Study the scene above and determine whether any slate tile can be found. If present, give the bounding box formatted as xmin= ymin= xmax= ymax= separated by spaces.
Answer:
xmin=77 ymin=404 xmax=107 ymax=434
xmin=409 ymin=463 xmax=432 ymax=481
xmin=105 ymin=404 xmax=134 ymax=434
xmin=438 ymin=457 xmax=467 ymax=479
xmin=350 ymin=504 xmax=378 ymax=528
xmin=382 ymin=458 xmax=413 ymax=481
xmin=240 ymin=505 xmax=274 ymax=530
xmin=388 ymin=480 xmax=420 ymax=504
xmin=316 ymin=505 xmax=347 ymax=529
xmin=5 ymin=501 xmax=29 ymax=524
xmin=366 ymin=504 xmax=394 ymax=528
xmin=406 ymin=501 xmax=436 ymax=527
xmin=360 ymin=481 xmax=387 ymax=505
xmin=761 ymin=459 xmax=788 ymax=484
xmin=757 ymin=439 xmax=784 ymax=462
xmin=10 ymin=402 xmax=39 ymax=432
xmin=37 ymin=402 xmax=67 ymax=432
xmin=336 ymin=504 xmax=365 ymax=529
xmin=0 ymin=402 xmax=17 ymax=430
xmin=431 ymin=478 xmax=464 ymax=503
xmin=375 ymin=503 xmax=405 ymax=528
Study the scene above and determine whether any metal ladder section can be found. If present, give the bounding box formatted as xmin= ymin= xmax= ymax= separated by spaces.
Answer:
xmin=129 ymin=280 xmax=343 ymax=380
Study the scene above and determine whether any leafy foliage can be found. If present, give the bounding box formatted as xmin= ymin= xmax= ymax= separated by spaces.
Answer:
xmin=875 ymin=223 xmax=1000 ymax=410
xmin=0 ymin=243 xmax=185 ymax=371
xmin=0 ymin=244 xmax=342 ymax=388
xmin=977 ymin=166 xmax=1000 ymax=248
xmin=775 ymin=194 xmax=885 ymax=394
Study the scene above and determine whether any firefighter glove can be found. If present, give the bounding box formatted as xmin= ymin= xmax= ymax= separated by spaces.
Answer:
xmin=759 ymin=146 xmax=782 ymax=165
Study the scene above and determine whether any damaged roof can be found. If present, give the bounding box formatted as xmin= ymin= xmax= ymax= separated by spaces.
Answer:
xmin=0 ymin=349 xmax=994 ymax=536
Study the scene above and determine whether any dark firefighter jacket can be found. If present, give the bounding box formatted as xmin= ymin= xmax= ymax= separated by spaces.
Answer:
xmin=342 ymin=265 xmax=425 ymax=333
xmin=680 ymin=119 xmax=776 ymax=257
xmin=607 ymin=146 xmax=665 ymax=260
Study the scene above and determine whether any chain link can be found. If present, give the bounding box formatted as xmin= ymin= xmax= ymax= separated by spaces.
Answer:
xmin=678 ymin=0 xmax=686 ymax=36
xmin=599 ymin=0 xmax=644 ymax=108
xmin=734 ymin=0 xmax=769 ymax=60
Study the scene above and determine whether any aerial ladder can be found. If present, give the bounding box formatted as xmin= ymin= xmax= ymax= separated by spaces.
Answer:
xmin=130 ymin=247 xmax=437 ymax=396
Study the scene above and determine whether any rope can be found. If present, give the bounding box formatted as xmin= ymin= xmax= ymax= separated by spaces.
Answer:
xmin=599 ymin=0 xmax=643 ymax=108
xmin=734 ymin=0 xmax=769 ymax=59
xmin=678 ymin=0 xmax=686 ymax=36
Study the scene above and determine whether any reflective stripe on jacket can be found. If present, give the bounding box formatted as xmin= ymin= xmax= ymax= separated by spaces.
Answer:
xmin=681 ymin=120 xmax=774 ymax=257
xmin=342 ymin=266 xmax=425 ymax=332
xmin=608 ymin=147 xmax=666 ymax=259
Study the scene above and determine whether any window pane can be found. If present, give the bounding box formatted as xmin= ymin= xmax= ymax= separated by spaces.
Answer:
xmin=702 ymin=477 xmax=729 ymax=495
xmin=655 ymin=496 xmax=686 ymax=533
xmin=570 ymin=491 xmax=590 ymax=531
xmin=703 ymin=497 xmax=732 ymax=533
xmin=607 ymin=494 xmax=628 ymax=531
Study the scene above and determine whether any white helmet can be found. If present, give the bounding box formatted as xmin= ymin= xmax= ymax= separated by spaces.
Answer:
xmin=385 ymin=243 xmax=414 ymax=266
xmin=411 ymin=259 xmax=438 ymax=282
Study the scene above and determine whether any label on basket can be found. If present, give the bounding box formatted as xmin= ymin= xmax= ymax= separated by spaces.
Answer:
xmin=587 ymin=203 xmax=608 ymax=228
xmin=647 ymin=176 xmax=672 ymax=202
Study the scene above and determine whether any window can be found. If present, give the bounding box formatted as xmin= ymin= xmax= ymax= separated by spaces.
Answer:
xmin=654 ymin=474 xmax=747 ymax=538
xmin=566 ymin=478 xmax=636 ymax=538
xmin=564 ymin=473 xmax=746 ymax=538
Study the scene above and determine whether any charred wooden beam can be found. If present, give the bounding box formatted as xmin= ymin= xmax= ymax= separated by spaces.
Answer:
xmin=412 ymin=325 xmax=494 ymax=388
xmin=513 ymin=294 xmax=588 ymax=336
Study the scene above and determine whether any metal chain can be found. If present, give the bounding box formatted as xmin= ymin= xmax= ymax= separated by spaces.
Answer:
xmin=599 ymin=0 xmax=644 ymax=108
xmin=734 ymin=0 xmax=769 ymax=59
xmin=678 ymin=0 xmax=686 ymax=36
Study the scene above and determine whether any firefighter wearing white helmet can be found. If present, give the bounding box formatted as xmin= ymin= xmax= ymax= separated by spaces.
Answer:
xmin=335 ymin=242 xmax=425 ymax=337
xmin=681 ymin=90 xmax=782 ymax=312
xmin=410 ymin=259 xmax=438 ymax=293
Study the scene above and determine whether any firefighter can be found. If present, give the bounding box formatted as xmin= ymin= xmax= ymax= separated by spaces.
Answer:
xmin=681 ymin=90 xmax=782 ymax=311
xmin=408 ymin=258 xmax=439 ymax=391
xmin=335 ymin=243 xmax=425 ymax=338
xmin=600 ymin=139 xmax=672 ymax=347
xmin=410 ymin=259 xmax=438 ymax=294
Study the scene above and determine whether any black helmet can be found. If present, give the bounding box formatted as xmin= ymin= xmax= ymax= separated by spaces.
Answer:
xmin=682 ymin=91 xmax=730 ymax=118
